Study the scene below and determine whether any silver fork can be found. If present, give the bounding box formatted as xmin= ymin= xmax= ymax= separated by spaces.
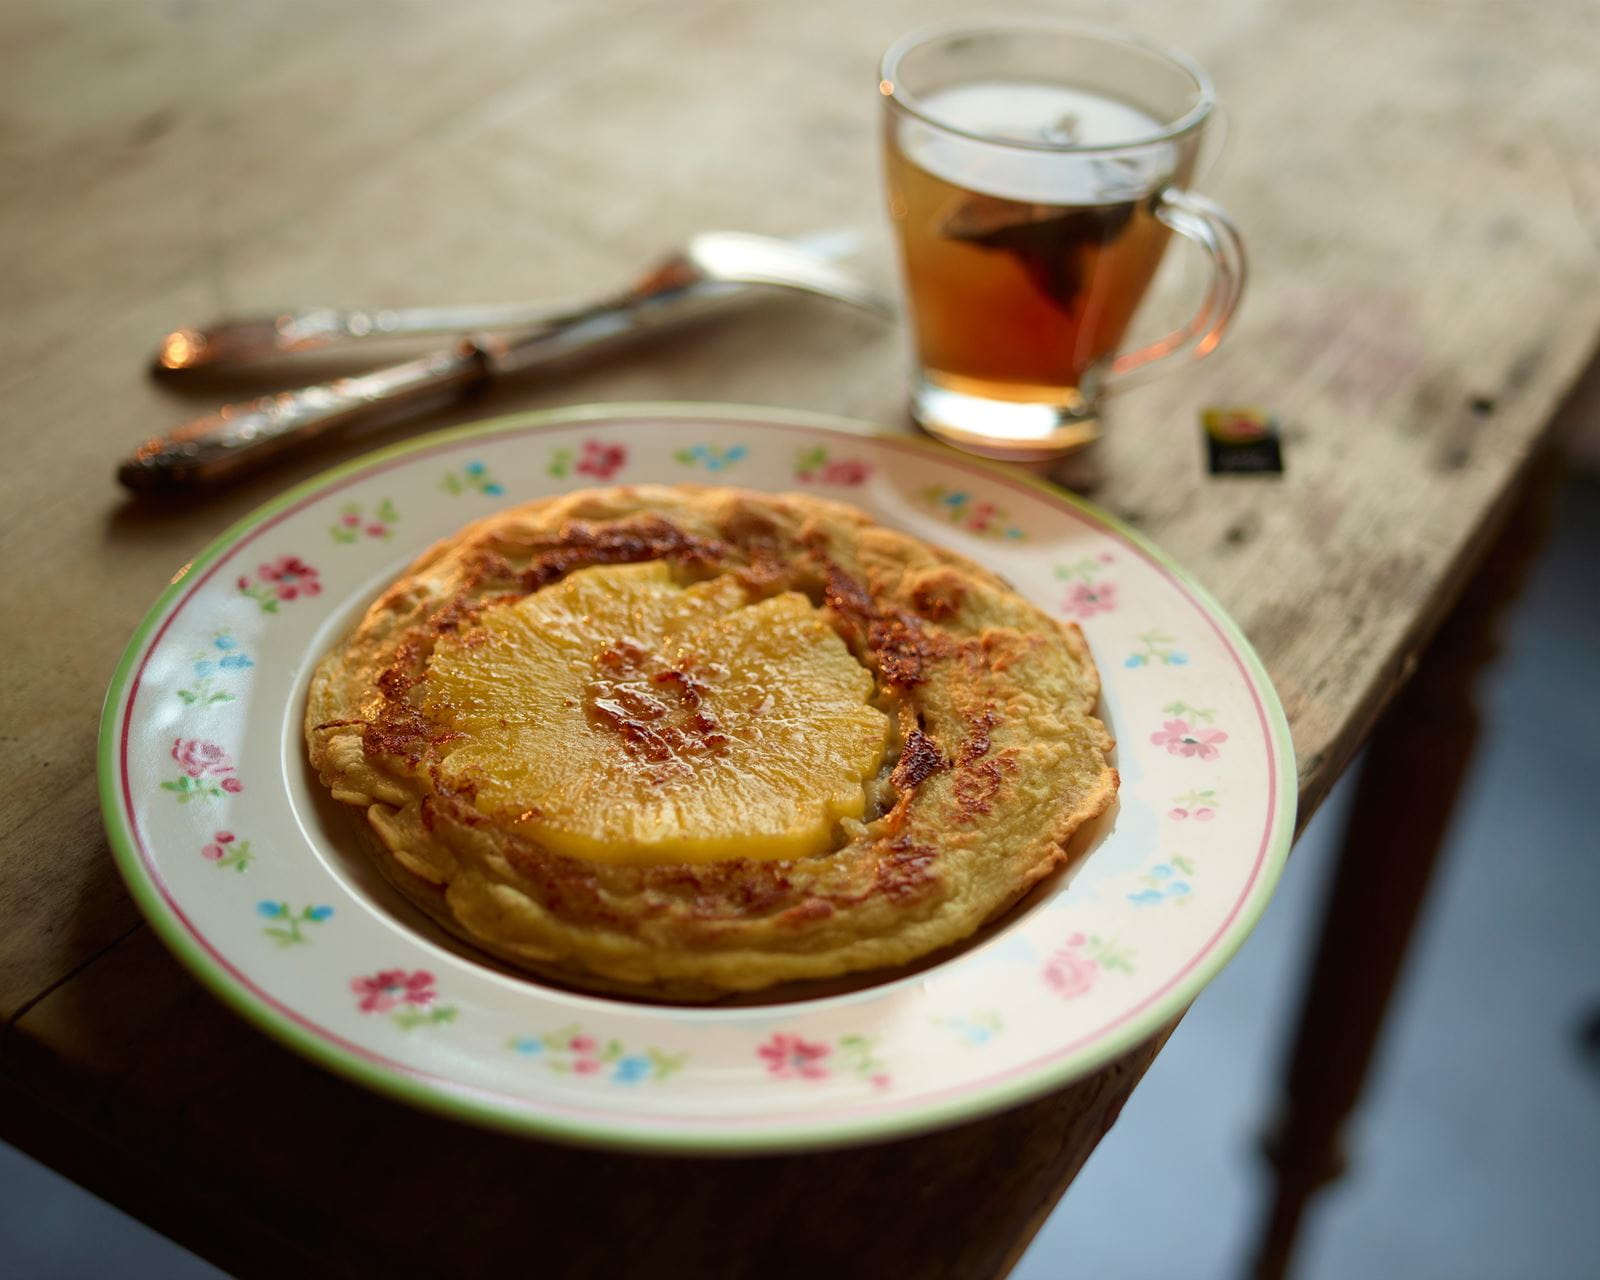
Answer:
xmin=152 ymin=230 xmax=891 ymax=372
xmin=121 ymin=231 xmax=893 ymax=492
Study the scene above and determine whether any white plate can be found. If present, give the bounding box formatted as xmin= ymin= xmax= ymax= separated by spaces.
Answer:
xmin=100 ymin=404 xmax=1295 ymax=1152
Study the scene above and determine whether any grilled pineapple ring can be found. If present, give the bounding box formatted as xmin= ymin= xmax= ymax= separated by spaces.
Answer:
xmin=307 ymin=485 xmax=1117 ymax=999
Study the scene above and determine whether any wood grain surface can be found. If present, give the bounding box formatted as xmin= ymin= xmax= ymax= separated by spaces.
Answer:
xmin=2 ymin=0 xmax=1598 ymax=1275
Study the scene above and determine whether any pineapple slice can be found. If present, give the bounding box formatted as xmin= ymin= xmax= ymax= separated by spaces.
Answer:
xmin=422 ymin=562 xmax=889 ymax=865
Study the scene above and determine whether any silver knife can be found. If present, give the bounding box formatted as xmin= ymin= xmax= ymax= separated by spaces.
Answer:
xmin=119 ymin=231 xmax=887 ymax=493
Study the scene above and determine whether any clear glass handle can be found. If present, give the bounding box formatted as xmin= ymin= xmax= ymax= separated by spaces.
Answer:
xmin=1104 ymin=188 xmax=1246 ymax=392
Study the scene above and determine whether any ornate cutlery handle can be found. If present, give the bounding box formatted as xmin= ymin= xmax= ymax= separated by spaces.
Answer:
xmin=120 ymin=341 xmax=490 ymax=493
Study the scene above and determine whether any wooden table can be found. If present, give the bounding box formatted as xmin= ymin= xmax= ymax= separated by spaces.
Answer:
xmin=3 ymin=2 xmax=1597 ymax=1276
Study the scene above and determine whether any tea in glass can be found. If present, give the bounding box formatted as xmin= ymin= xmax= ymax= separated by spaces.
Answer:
xmin=881 ymin=22 xmax=1245 ymax=458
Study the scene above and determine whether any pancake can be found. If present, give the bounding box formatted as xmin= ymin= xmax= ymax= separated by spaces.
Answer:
xmin=306 ymin=484 xmax=1117 ymax=999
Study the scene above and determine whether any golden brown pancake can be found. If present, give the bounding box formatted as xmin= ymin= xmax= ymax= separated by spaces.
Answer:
xmin=306 ymin=485 xmax=1116 ymax=999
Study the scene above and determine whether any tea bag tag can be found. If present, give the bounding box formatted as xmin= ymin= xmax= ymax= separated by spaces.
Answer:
xmin=1202 ymin=408 xmax=1284 ymax=475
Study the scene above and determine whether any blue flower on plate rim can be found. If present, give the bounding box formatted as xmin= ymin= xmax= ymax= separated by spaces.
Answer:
xmin=613 ymin=1055 xmax=652 ymax=1083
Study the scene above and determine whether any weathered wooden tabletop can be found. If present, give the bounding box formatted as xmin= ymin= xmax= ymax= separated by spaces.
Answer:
xmin=3 ymin=1 xmax=1598 ymax=1276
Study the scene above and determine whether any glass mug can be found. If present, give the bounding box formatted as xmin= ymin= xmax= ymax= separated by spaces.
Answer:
xmin=880 ymin=20 xmax=1245 ymax=458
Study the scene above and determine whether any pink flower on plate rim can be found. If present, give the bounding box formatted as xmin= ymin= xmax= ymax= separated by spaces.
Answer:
xmin=819 ymin=458 xmax=870 ymax=486
xmin=1062 ymin=580 xmax=1117 ymax=619
xmin=171 ymin=738 xmax=235 ymax=780
xmin=351 ymin=969 xmax=436 ymax=1014
xmin=757 ymin=1032 xmax=832 ymax=1080
xmin=257 ymin=555 xmax=322 ymax=602
xmin=1151 ymin=718 xmax=1229 ymax=761
xmin=575 ymin=440 xmax=627 ymax=480
xmin=1043 ymin=933 xmax=1098 ymax=999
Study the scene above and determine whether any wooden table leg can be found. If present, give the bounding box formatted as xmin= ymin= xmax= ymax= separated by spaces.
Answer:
xmin=1249 ymin=452 xmax=1563 ymax=1280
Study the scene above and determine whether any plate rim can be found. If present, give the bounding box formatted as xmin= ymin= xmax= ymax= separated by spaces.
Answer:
xmin=98 ymin=401 xmax=1297 ymax=1154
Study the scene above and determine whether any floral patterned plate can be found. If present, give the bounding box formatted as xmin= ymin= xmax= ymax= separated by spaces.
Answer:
xmin=99 ymin=404 xmax=1295 ymax=1153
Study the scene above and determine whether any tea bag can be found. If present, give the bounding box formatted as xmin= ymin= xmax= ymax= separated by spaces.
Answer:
xmin=940 ymin=153 xmax=1145 ymax=314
